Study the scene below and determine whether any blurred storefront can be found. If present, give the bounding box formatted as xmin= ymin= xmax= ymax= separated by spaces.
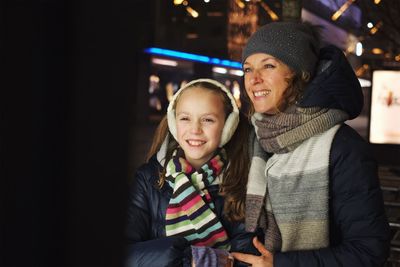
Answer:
xmin=136 ymin=0 xmax=400 ymax=157
xmin=140 ymin=47 xmax=245 ymax=121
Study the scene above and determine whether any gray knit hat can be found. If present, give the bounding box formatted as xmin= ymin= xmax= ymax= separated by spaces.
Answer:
xmin=242 ymin=21 xmax=320 ymax=75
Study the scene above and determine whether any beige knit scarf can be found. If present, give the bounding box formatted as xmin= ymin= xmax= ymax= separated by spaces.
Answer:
xmin=247 ymin=106 xmax=348 ymax=252
xmin=253 ymin=106 xmax=348 ymax=154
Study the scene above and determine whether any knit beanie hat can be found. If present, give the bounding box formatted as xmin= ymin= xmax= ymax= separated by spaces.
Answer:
xmin=242 ymin=21 xmax=320 ymax=75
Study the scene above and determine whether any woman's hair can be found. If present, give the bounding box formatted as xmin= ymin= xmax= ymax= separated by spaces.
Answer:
xmin=146 ymin=81 xmax=250 ymax=221
xmin=243 ymin=69 xmax=311 ymax=117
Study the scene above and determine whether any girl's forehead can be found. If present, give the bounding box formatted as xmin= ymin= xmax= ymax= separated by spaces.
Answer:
xmin=178 ymin=86 xmax=221 ymax=99
xmin=177 ymin=88 xmax=224 ymax=107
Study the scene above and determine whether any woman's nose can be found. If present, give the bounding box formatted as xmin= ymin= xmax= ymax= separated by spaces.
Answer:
xmin=250 ymin=70 xmax=262 ymax=84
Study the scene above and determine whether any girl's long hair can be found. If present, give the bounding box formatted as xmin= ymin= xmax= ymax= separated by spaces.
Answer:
xmin=146 ymin=82 xmax=250 ymax=222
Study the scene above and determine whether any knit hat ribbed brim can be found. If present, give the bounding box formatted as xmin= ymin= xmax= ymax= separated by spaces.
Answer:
xmin=242 ymin=21 xmax=320 ymax=75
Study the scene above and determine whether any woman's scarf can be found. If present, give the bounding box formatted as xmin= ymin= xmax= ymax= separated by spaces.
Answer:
xmin=246 ymin=106 xmax=348 ymax=252
xmin=165 ymin=148 xmax=230 ymax=250
xmin=252 ymin=106 xmax=348 ymax=154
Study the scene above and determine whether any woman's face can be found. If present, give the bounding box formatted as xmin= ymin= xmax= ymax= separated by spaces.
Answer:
xmin=243 ymin=53 xmax=294 ymax=114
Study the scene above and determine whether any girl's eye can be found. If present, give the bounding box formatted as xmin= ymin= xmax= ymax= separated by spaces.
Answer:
xmin=202 ymin=118 xmax=215 ymax=123
xmin=178 ymin=116 xmax=189 ymax=121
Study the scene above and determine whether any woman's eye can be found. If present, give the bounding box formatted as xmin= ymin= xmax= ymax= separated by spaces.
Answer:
xmin=264 ymin=64 xmax=275 ymax=69
xmin=178 ymin=116 xmax=189 ymax=121
xmin=243 ymin=67 xmax=251 ymax=73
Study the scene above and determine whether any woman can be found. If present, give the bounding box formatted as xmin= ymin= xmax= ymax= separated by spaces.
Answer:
xmin=232 ymin=22 xmax=391 ymax=267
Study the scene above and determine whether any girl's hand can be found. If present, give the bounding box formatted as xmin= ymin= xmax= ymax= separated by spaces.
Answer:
xmin=191 ymin=246 xmax=234 ymax=267
xmin=191 ymin=254 xmax=233 ymax=267
xmin=231 ymin=237 xmax=274 ymax=267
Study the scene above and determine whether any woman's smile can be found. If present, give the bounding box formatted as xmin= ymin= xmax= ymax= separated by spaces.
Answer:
xmin=253 ymin=89 xmax=271 ymax=97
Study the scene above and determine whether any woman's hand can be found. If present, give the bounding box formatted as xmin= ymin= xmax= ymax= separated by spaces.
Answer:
xmin=231 ymin=237 xmax=274 ymax=267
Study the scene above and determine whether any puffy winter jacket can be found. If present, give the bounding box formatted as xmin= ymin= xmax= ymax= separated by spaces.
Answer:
xmin=273 ymin=123 xmax=391 ymax=266
xmin=272 ymin=45 xmax=391 ymax=266
xmin=125 ymin=156 xmax=257 ymax=267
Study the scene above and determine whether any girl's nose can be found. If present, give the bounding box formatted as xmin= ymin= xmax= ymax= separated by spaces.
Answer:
xmin=190 ymin=121 xmax=202 ymax=134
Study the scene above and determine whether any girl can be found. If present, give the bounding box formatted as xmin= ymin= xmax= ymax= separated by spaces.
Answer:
xmin=125 ymin=79 xmax=254 ymax=267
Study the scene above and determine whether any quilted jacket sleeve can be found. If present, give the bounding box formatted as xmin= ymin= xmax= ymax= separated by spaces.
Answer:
xmin=228 ymin=221 xmax=261 ymax=267
xmin=125 ymin=162 xmax=191 ymax=267
xmin=125 ymin=237 xmax=191 ymax=267
xmin=274 ymin=125 xmax=391 ymax=267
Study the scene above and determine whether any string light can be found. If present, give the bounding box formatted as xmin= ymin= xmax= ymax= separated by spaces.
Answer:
xmin=173 ymin=0 xmax=184 ymax=5
xmin=355 ymin=64 xmax=370 ymax=77
xmin=235 ymin=0 xmax=245 ymax=9
xmin=370 ymin=21 xmax=383 ymax=35
xmin=356 ymin=42 xmax=363 ymax=56
xmin=186 ymin=6 xmax=199 ymax=17
xmin=372 ymin=48 xmax=384 ymax=55
xmin=258 ymin=1 xmax=279 ymax=21
xmin=331 ymin=0 xmax=356 ymax=21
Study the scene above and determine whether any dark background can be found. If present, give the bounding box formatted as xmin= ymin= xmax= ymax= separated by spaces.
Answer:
xmin=2 ymin=1 xmax=400 ymax=266
xmin=2 ymin=0 xmax=153 ymax=266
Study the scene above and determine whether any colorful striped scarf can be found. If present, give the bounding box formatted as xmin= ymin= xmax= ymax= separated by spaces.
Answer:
xmin=165 ymin=149 xmax=230 ymax=250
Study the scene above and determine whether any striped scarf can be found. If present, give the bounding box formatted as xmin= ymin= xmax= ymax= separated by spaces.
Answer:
xmin=246 ymin=107 xmax=348 ymax=252
xmin=253 ymin=106 xmax=349 ymax=154
xmin=165 ymin=149 xmax=230 ymax=250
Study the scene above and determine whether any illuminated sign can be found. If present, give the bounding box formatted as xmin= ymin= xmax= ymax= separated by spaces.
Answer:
xmin=369 ymin=70 xmax=400 ymax=145
xmin=144 ymin=47 xmax=242 ymax=69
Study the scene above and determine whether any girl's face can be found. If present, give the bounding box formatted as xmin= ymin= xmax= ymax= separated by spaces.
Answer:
xmin=175 ymin=87 xmax=226 ymax=169
xmin=243 ymin=53 xmax=294 ymax=114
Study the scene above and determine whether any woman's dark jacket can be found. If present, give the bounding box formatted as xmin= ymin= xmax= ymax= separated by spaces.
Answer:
xmin=272 ymin=45 xmax=391 ymax=266
xmin=126 ymin=45 xmax=390 ymax=267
